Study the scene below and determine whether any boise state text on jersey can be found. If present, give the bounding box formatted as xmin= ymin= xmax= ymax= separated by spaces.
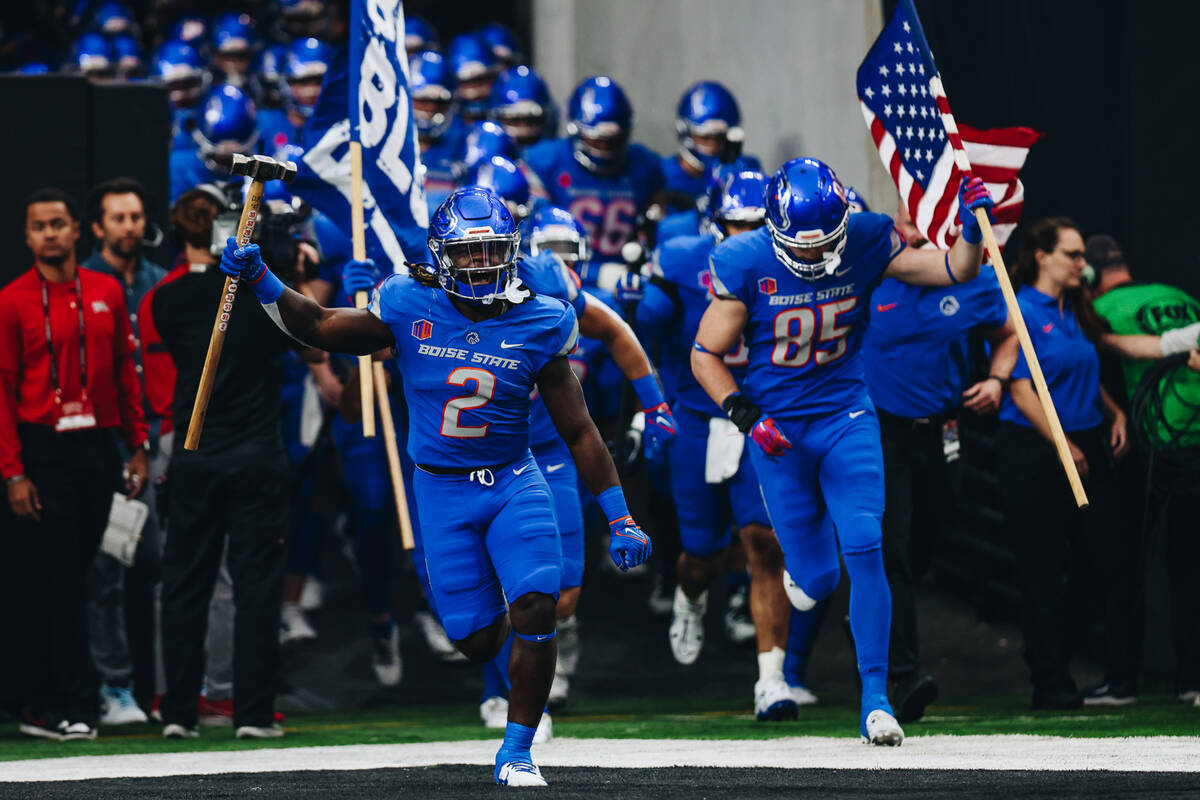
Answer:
xmin=371 ymin=272 xmax=578 ymax=467
xmin=523 ymin=138 xmax=664 ymax=261
xmin=708 ymin=212 xmax=903 ymax=418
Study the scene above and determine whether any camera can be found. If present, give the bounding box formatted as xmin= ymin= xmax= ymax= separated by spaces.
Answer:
xmin=203 ymin=180 xmax=320 ymax=281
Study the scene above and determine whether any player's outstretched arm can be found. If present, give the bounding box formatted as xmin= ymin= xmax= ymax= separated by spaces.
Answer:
xmin=219 ymin=240 xmax=394 ymax=355
xmin=537 ymin=355 xmax=652 ymax=571
xmin=885 ymin=177 xmax=992 ymax=287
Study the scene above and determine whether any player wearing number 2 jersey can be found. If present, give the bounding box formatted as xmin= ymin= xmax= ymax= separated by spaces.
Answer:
xmin=218 ymin=187 xmax=651 ymax=788
xmin=692 ymin=157 xmax=994 ymax=746
xmin=522 ymin=76 xmax=664 ymax=285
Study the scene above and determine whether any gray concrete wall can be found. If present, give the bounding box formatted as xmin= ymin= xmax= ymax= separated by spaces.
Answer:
xmin=531 ymin=0 xmax=896 ymax=214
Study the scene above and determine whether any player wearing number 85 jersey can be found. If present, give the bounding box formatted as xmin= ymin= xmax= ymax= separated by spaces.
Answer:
xmin=692 ymin=157 xmax=994 ymax=746
xmin=219 ymin=187 xmax=651 ymax=788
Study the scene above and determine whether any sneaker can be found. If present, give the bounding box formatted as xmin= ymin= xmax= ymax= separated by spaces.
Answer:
xmin=162 ymin=723 xmax=199 ymax=739
xmin=371 ymin=623 xmax=403 ymax=687
xmin=668 ymin=586 xmax=707 ymax=665
xmin=480 ymin=696 xmax=509 ymax=729
xmin=788 ymin=684 xmax=819 ymax=706
xmin=100 ymin=684 xmax=148 ymax=726
xmin=61 ymin=720 xmax=98 ymax=741
xmin=298 ymin=577 xmax=324 ymax=612
xmin=647 ymin=574 xmax=675 ymax=617
xmin=548 ymin=668 xmax=569 ymax=710
xmin=19 ymin=709 xmax=67 ymax=741
xmin=495 ymin=759 xmax=547 ymax=787
xmin=198 ymin=697 xmax=234 ymax=726
xmin=557 ymin=615 xmax=581 ymax=676
xmin=862 ymin=708 xmax=904 ymax=746
xmin=754 ymin=677 xmax=800 ymax=722
xmin=533 ymin=711 xmax=552 ymax=745
xmin=414 ymin=610 xmax=467 ymax=663
xmin=279 ymin=603 xmax=317 ymax=645
xmin=724 ymin=586 xmax=757 ymax=646
xmin=1082 ymin=682 xmax=1137 ymax=706
xmin=235 ymin=723 xmax=284 ymax=739
xmin=893 ymin=674 xmax=939 ymax=723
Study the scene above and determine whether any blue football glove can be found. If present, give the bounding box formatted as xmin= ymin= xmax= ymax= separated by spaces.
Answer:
xmin=342 ymin=258 xmax=380 ymax=295
xmin=957 ymin=176 xmax=995 ymax=245
xmin=642 ymin=401 xmax=677 ymax=461
xmin=608 ymin=514 xmax=652 ymax=571
xmin=614 ymin=271 xmax=645 ymax=304
xmin=219 ymin=237 xmax=266 ymax=282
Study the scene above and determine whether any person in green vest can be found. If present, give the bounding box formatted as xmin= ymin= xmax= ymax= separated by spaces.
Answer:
xmin=1084 ymin=233 xmax=1200 ymax=707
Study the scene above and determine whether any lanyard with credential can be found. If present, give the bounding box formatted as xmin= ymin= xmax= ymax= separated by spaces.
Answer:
xmin=40 ymin=273 xmax=88 ymax=404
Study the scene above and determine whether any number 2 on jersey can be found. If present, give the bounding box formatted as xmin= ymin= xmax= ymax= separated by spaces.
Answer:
xmin=771 ymin=298 xmax=857 ymax=367
xmin=441 ymin=367 xmax=496 ymax=438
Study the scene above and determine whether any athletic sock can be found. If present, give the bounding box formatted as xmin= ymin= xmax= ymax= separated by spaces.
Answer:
xmin=494 ymin=720 xmax=538 ymax=778
xmin=783 ymin=601 xmax=824 ymax=686
xmin=757 ymin=647 xmax=785 ymax=683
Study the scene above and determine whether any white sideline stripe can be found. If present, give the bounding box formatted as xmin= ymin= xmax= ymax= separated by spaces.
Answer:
xmin=2 ymin=736 xmax=1199 ymax=782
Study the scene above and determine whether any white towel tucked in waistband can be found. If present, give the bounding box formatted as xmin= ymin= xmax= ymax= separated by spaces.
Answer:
xmin=705 ymin=416 xmax=745 ymax=484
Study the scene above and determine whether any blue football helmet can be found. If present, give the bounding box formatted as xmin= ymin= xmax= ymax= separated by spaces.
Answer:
xmin=156 ymin=40 xmax=210 ymax=108
xmin=490 ymin=65 xmax=556 ymax=147
xmin=111 ymin=34 xmax=143 ymax=78
xmin=703 ymin=166 xmax=768 ymax=242
xmin=168 ymin=15 xmax=209 ymax=49
xmin=447 ymin=33 xmax=499 ymax=120
xmin=462 ymin=120 xmax=518 ymax=171
xmin=845 ymin=185 xmax=871 ymax=214
xmin=409 ymin=50 xmax=456 ymax=139
xmin=765 ymin=157 xmax=850 ymax=279
xmin=465 ymin=155 xmax=532 ymax=221
xmin=405 ymin=16 xmax=440 ymax=55
xmin=74 ymin=32 xmax=115 ymax=79
xmin=523 ymin=204 xmax=590 ymax=268
xmin=675 ymin=81 xmax=743 ymax=172
xmin=284 ymin=37 xmax=331 ymax=119
xmin=479 ymin=22 xmax=522 ymax=66
xmin=195 ymin=84 xmax=259 ymax=168
xmin=92 ymin=1 xmax=133 ymax=35
xmin=428 ymin=187 xmax=522 ymax=304
xmin=567 ymin=76 xmax=633 ymax=176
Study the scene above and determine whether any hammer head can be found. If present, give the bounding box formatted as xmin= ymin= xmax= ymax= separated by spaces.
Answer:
xmin=230 ymin=153 xmax=298 ymax=183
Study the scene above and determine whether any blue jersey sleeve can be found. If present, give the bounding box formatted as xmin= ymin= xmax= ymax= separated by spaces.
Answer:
xmin=521 ymin=139 xmax=562 ymax=190
xmin=541 ymin=300 xmax=580 ymax=368
xmin=628 ymin=143 xmax=665 ymax=200
xmin=518 ymin=252 xmax=587 ymax=316
xmin=707 ymin=235 xmax=756 ymax=306
xmin=968 ymin=264 xmax=1009 ymax=331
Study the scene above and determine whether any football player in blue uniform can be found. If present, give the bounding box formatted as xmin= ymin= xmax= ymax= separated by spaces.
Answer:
xmin=464 ymin=155 xmax=534 ymax=222
xmin=259 ymin=37 xmax=331 ymax=153
xmin=692 ymin=157 xmax=994 ymax=745
xmin=404 ymin=17 xmax=440 ymax=58
xmin=210 ymin=12 xmax=258 ymax=88
xmin=663 ymin=81 xmax=762 ymax=214
xmin=629 ymin=168 xmax=800 ymax=719
xmin=73 ymin=31 xmax=116 ymax=81
xmin=462 ymin=120 xmax=520 ymax=171
xmin=490 ymin=65 xmax=557 ymax=149
xmin=523 ymin=76 xmax=665 ymax=287
xmin=447 ymin=32 xmax=500 ymax=123
xmin=411 ymin=50 xmax=467 ymax=212
xmin=155 ymin=40 xmax=211 ymax=153
xmin=170 ymin=85 xmax=259 ymax=203
xmin=221 ymin=188 xmax=652 ymax=787
xmin=479 ymin=22 xmax=522 ymax=68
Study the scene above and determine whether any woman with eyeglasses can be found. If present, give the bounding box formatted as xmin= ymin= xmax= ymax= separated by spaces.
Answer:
xmin=995 ymin=216 xmax=1128 ymax=711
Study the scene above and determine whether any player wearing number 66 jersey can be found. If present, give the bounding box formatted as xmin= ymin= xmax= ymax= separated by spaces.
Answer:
xmin=218 ymin=187 xmax=651 ymax=788
xmin=692 ymin=157 xmax=994 ymax=746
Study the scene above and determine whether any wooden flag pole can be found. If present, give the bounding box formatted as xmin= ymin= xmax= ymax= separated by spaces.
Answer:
xmin=974 ymin=209 xmax=1088 ymax=508
xmin=372 ymin=362 xmax=415 ymax=550
xmin=349 ymin=141 xmax=376 ymax=438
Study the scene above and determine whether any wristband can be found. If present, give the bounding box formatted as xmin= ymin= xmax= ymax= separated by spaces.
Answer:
xmin=944 ymin=252 xmax=960 ymax=285
xmin=596 ymin=486 xmax=631 ymax=525
xmin=721 ymin=391 xmax=762 ymax=434
xmin=247 ymin=264 xmax=287 ymax=305
xmin=631 ymin=373 xmax=665 ymax=411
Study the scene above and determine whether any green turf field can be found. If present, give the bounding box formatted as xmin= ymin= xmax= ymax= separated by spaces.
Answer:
xmin=1 ymin=694 xmax=1197 ymax=763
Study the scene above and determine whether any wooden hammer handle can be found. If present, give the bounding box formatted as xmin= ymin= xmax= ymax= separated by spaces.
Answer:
xmin=184 ymin=180 xmax=267 ymax=451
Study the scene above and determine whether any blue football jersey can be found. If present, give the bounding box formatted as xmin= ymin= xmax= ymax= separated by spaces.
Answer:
xmin=420 ymin=118 xmax=467 ymax=213
xmin=656 ymin=209 xmax=701 ymax=245
xmin=371 ymin=272 xmax=578 ymax=467
xmin=645 ymin=233 xmax=748 ymax=416
xmin=522 ymin=138 xmax=664 ymax=263
xmin=660 ymin=154 xmax=764 ymax=214
xmin=258 ymin=107 xmax=300 ymax=155
xmin=862 ymin=264 xmax=1008 ymax=418
xmin=171 ymin=108 xmax=198 ymax=152
xmin=708 ymin=213 xmax=902 ymax=419
xmin=169 ymin=149 xmax=233 ymax=203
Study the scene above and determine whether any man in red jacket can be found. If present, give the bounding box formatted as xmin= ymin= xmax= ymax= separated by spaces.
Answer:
xmin=0 ymin=188 xmax=149 ymax=742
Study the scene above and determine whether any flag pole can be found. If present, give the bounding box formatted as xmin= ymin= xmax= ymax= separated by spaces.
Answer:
xmin=901 ymin=0 xmax=1087 ymax=508
xmin=349 ymin=0 xmax=375 ymax=438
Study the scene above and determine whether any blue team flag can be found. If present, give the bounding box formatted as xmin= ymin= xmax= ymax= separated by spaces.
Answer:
xmin=292 ymin=0 xmax=429 ymax=269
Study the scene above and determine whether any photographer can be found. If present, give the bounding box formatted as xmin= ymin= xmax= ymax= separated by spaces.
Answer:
xmin=150 ymin=185 xmax=309 ymax=740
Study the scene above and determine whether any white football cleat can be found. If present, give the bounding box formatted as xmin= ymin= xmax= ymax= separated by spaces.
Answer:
xmin=414 ymin=611 xmax=467 ymax=663
xmin=669 ymin=586 xmax=707 ymax=665
xmin=298 ymin=577 xmax=324 ymax=612
xmin=279 ymin=603 xmax=317 ymax=645
xmin=557 ymin=615 xmax=581 ymax=676
xmin=495 ymin=760 xmax=547 ymax=787
xmin=533 ymin=711 xmax=552 ymax=744
xmin=754 ymin=677 xmax=800 ymax=721
xmin=480 ymin=696 xmax=509 ymax=729
xmin=548 ymin=668 xmax=569 ymax=709
xmin=371 ymin=624 xmax=403 ymax=687
xmin=724 ymin=586 xmax=757 ymax=645
xmin=787 ymin=684 xmax=819 ymax=706
xmin=862 ymin=709 xmax=904 ymax=746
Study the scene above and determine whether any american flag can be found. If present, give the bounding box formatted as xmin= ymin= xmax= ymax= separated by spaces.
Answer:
xmin=856 ymin=0 xmax=1040 ymax=248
